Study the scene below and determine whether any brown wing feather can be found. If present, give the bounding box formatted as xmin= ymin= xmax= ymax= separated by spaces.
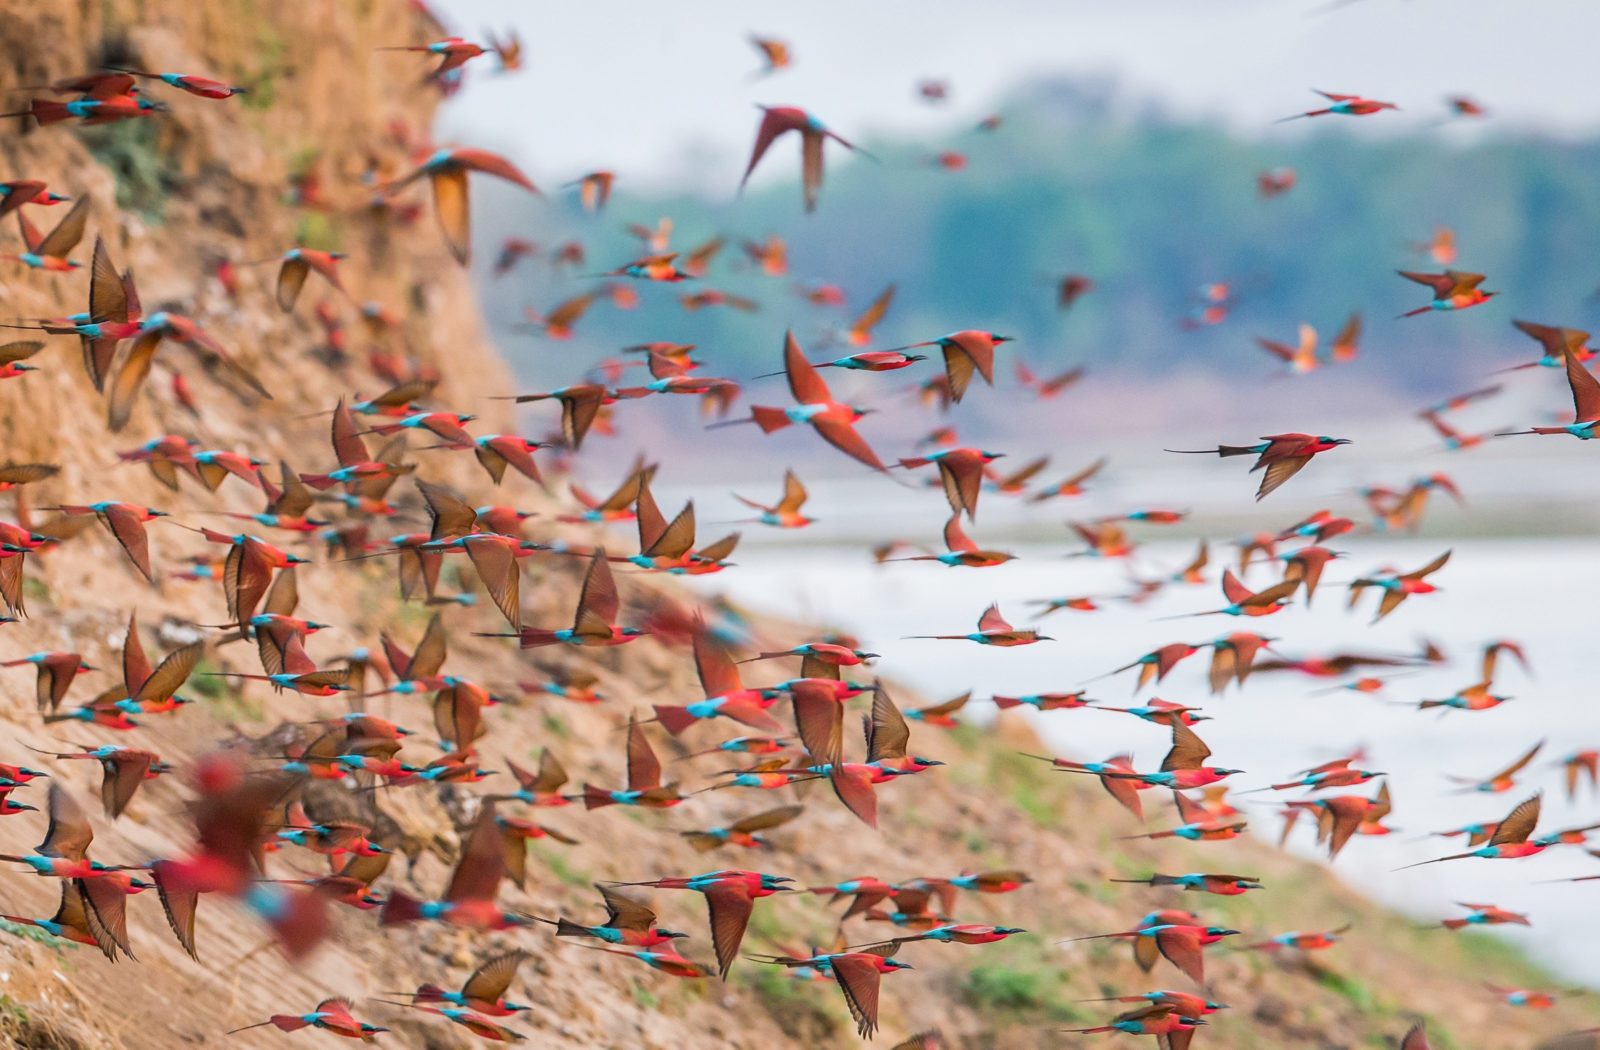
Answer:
xmin=1161 ymin=721 xmax=1212 ymax=772
xmin=625 ymin=717 xmax=663 ymax=791
xmin=461 ymin=949 xmax=528 ymax=1004
xmin=866 ymin=689 xmax=911 ymax=762
xmin=1489 ymin=794 xmax=1540 ymax=846
xmin=831 ymin=955 xmax=884 ymax=1038
xmin=465 ymin=538 xmax=521 ymax=631
xmin=136 ymin=642 xmax=204 ymax=705
xmin=1255 ymin=455 xmax=1310 ymax=500
xmin=35 ymin=197 xmax=88 ymax=258
xmin=942 ymin=345 xmax=975 ymax=402
xmin=814 ymin=418 xmax=886 ymax=471
xmin=444 ymin=802 xmax=505 ymax=903
xmin=431 ymin=167 xmax=472 ymax=264
xmin=577 ymin=549 xmax=620 ymax=625
xmin=106 ymin=330 xmax=161 ymax=432
xmin=784 ymin=329 xmax=832 ymax=404
xmin=99 ymin=506 xmax=154 ymax=582
xmin=276 ymin=257 xmax=309 ymax=312
xmin=702 ymin=881 xmax=754 ymax=978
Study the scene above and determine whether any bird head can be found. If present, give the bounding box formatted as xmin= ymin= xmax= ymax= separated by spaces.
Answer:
xmin=621 ymin=627 xmax=648 ymax=638
xmin=1211 ymin=767 xmax=1245 ymax=777
xmin=1315 ymin=436 xmax=1353 ymax=449
xmin=996 ymin=926 xmax=1026 ymax=935
xmin=1206 ymin=927 xmax=1242 ymax=938
xmin=884 ymin=958 xmax=915 ymax=971
xmin=990 ymin=333 xmax=1014 ymax=344
xmin=658 ymin=928 xmax=691 ymax=940
xmin=286 ymin=553 xmax=312 ymax=565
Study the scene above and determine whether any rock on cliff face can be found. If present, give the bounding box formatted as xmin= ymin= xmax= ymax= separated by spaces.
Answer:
xmin=0 ymin=4 xmax=1586 ymax=1050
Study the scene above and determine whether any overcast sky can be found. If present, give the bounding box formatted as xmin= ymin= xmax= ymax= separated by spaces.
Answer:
xmin=431 ymin=0 xmax=1600 ymax=189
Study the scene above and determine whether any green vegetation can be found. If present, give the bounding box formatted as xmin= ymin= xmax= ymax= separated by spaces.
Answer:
xmin=959 ymin=938 xmax=1085 ymax=1023
xmin=530 ymin=841 xmax=589 ymax=888
xmin=83 ymin=121 xmax=175 ymax=220
xmin=740 ymin=966 xmax=843 ymax=1040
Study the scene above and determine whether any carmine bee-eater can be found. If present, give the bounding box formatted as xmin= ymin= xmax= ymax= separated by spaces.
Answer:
xmin=1168 ymin=434 xmax=1351 ymax=500
xmin=711 ymin=331 xmax=885 ymax=470
xmin=886 ymin=515 xmax=1014 ymax=568
xmin=1067 ymin=923 xmax=1240 ymax=985
xmin=749 ymin=948 xmax=911 ymax=1037
xmin=1348 ymin=549 xmax=1450 ymax=622
xmin=905 ymin=691 xmax=971 ymax=728
xmin=2 ymin=196 xmax=88 ymax=271
xmin=883 ymin=331 xmax=1013 ymax=403
xmin=4 ymin=650 xmax=93 ymax=713
xmin=384 ymin=146 xmax=538 ymax=264
xmin=652 ymin=627 xmax=784 ymax=735
xmin=1120 ymin=791 xmax=1248 ymax=842
xmin=1500 ymin=347 xmax=1600 ymax=439
xmin=1094 ymin=699 xmax=1210 ymax=727
xmin=1243 ymin=924 xmax=1351 ymax=952
xmin=680 ymin=804 xmax=804 ymax=852
xmin=611 ymin=869 xmax=794 ymax=978
xmin=481 ymin=548 xmax=644 ymax=649
xmin=896 ymin=447 xmax=1004 ymax=520
xmin=227 ymin=998 xmax=388 ymax=1041
xmin=0 ymin=180 xmax=69 ymax=221
xmin=1399 ymin=794 xmax=1550 ymax=868
xmin=739 ymin=105 xmax=868 ymax=212
xmin=26 ymin=743 xmax=168 ymax=818
xmin=1164 ymin=568 xmax=1294 ymax=619
xmin=1030 ymin=456 xmax=1106 ymax=502
xmin=383 ymin=949 xmax=531 ymax=1016
xmin=1062 ymin=721 xmax=1243 ymax=791
xmin=1397 ymin=269 xmax=1496 ymax=317
xmin=906 ymin=602 xmax=1050 ymax=646
xmin=536 ymin=882 xmax=689 ymax=946
xmin=1277 ymin=89 xmax=1399 ymax=121
xmin=105 ymin=67 xmax=247 ymax=98
xmin=1093 ymin=642 xmax=1202 ymax=694
xmin=727 ymin=468 xmax=814 ymax=528
xmin=844 ymin=283 xmax=895 ymax=346
xmin=497 ymin=750 xmax=571 ymax=807
xmin=380 ymin=802 xmax=528 ymax=931
xmin=1065 ymin=1004 xmax=1206 ymax=1038
xmin=1023 ymin=752 xmax=1149 ymax=818
xmin=570 ymin=715 xmax=683 ymax=810
xmin=1502 ymin=319 xmax=1593 ymax=372
xmin=1111 ymin=872 xmax=1262 ymax=896
xmin=1433 ymin=903 xmax=1530 ymax=930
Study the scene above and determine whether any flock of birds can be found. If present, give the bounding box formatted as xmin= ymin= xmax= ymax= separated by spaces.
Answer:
xmin=0 ymin=5 xmax=1592 ymax=1049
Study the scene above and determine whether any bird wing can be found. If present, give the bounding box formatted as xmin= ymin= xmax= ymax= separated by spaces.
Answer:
xmin=39 ymin=782 xmax=93 ymax=860
xmin=1397 ymin=270 xmax=1454 ymax=297
xmin=1255 ymin=456 xmax=1310 ymax=500
xmin=88 ymin=237 xmax=129 ymax=323
xmin=599 ymin=884 xmax=658 ymax=933
xmin=1161 ymin=721 xmax=1212 ymax=772
xmin=462 ymin=949 xmax=529 ymax=1005
xmin=731 ymin=804 xmax=805 ymax=834
xmin=1400 ymin=1022 xmax=1432 ymax=1050
xmin=939 ymin=458 xmax=982 ymax=519
xmin=1445 ymin=270 xmax=1487 ymax=293
xmin=625 ymin=717 xmax=663 ymax=791
xmin=740 ymin=108 xmax=793 ymax=190
xmin=829 ymin=766 xmax=879 ymax=828
xmin=276 ymin=256 xmax=309 ymax=312
xmin=693 ymin=631 xmax=743 ymax=698
xmin=1488 ymin=794 xmax=1541 ymax=846
xmin=99 ymin=505 xmax=155 ymax=583
xmin=778 ymin=469 xmax=808 ymax=514
xmin=791 ymin=680 xmax=845 ymax=766
xmin=977 ymin=603 xmax=1013 ymax=633
xmin=866 ymin=689 xmax=912 ymax=762
xmin=850 ymin=284 xmax=895 ymax=340
xmin=1155 ymin=927 xmax=1206 ymax=984
xmin=813 ymin=417 xmax=886 ymax=471
xmin=444 ymin=802 xmax=505 ymax=903
xmin=783 ymin=330 xmax=832 ymax=404
xmin=1404 ymin=549 xmax=1452 ymax=581
xmin=35 ymin=197 xmax=89 ymax=259
xmin=533 ymin=750 xmax=569 ymax=795
xmin=576 ymin=548 xmax=620 ymax=626
xmin=831 ymin=954 xmax=884 ymax=1038
xmin=464 ymin=538 xmax=520 ymax=632
xmin=430 ymin=166 xmax=472 ymax=264
xmin=942 ymin=345 xmax=976 ymax=402
xmin=121 ymin=613 xmax=153 ymax=696
xmin=801 ymin=128 xmax=824 ymax=213
xmin=942 ymin=515 xmax=976 ymax=553
xmin=102 ymin=750 xmax=153 ymax=818
xmin=703 ymin=881 xmax=755 ymax=979
xmin=1564 ymin=348 xmax=1600 ymax=422
xmin=106 ymin=329 xmax=161 ymax=432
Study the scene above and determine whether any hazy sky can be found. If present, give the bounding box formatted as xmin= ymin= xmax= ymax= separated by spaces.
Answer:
xmin=433 ymin=0 xmax=1600 ymax=188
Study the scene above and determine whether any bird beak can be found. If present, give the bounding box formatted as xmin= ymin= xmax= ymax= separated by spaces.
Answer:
xmin=1331 ymin=438 xmax=1353 ymax=445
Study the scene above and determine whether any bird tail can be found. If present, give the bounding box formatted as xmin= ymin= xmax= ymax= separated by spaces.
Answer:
xmin=379 ymin=890 xmax=425 ymax=926
xmin=297 ymin=472 xmax=340 ymax=491
xmin=1397 ymin=306 xmax=1433 ymax=319
xmin=748 ymin=406 xmax=792 ymax=434
xmin=554 ymin=918 xmax=593 ymax=938
xmin=1440 ymin=918 xmax=1469 ymax=930
xmin=579 ymin=784 xmax=617 ymax=809
xmin=992 ymin=696 xmax=1025 ymax=710
xmin=1108 ymin=877 xmax=1157 ymax=886
xmin=652 ymin=705 xmax=699 ymax=736
xmin=1394 ymin=852 xmax=1468 ymax=871
xmin=1065 ymin=1026 xmax=1117 ymax=1035
xmin=19 ymin=100 xmax=70 ymax=125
